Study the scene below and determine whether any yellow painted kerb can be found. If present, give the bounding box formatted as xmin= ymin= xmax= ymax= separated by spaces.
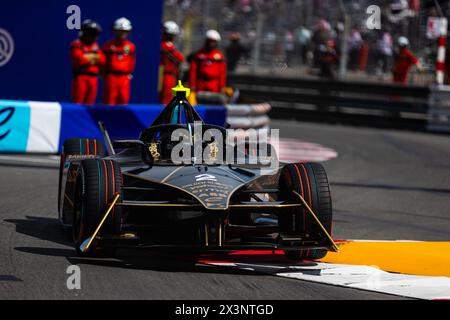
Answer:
xmin=320 ymin=241 xmax=450 ymax=277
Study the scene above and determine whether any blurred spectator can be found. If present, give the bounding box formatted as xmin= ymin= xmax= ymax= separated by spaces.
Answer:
xmin=70 ymin=20 xmax=104 ymax=105
xmin=312 ymin=19 xmax=333 ymax=67
xmin=162 ymin=0 xmax=441 ymax=85
xmin=376 ymin=31 xmax=394 ymax=75
xmin=312 ymin=19 xmax=332 ymax=47
xmin=358 ymin=34 xmax=370 ymax=72
xmin=295 ymin=26 xmax=312 ymax=65
xmin=159 ymin=21 xmax=184 ymax=104
xmin=392 ymin=36 xmax=421 ymax=84
xmin=347 ymin=27 xmax=363 ymax=70
xmin=102 ymin=18 xmax=136 ymax=106
xmin=284 ymin=30 xmax=295 ymax=66
xmin=410 ymin=0 xmax=420 ymax=12
xmin=225 ymin=32 xmax=249 ymax=72
xmin=318 ymin=39 xmax=338 ymax=79
xmin=188 ymin=30 xmax=227 ymax=94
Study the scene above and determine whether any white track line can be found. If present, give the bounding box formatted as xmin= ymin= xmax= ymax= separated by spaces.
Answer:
xmin=0 ymin=155 xmax=59 ymax=165
xmin=204 ymin=261 xmax=450 ymax=300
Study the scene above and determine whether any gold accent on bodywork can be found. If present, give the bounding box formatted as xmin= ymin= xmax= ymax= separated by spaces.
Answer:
xmin=218 ymin=222 xmax=222 ymax=247
xmin=64 ymin=192 xmax=74 ymax=208
xmin=122 ymin=171 xmax=281 ymax=211
xmin=204 ymin=223 xmax=209 ymax=246
xmin=161 ymin=166 xmax=185 ymax=183
xmin=149 ymin=143 xmax=160 ymax=160
xmin=81 ymin=193 xmax=121 ymax=252
xmin=209 ymin=142 xmax=219 ymax=161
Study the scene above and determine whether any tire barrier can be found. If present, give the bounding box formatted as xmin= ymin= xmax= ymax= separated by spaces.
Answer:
xmin=226 ymin=103 xmax=271 ymax=129
xmin=0 ymin=100 xmax=226 ymax=154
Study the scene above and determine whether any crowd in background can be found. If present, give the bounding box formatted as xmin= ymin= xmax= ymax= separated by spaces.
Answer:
xmin=70 ymin=0 xmax=450 ymax=106
xmin=164 ymin=0 xmax=450 ymax=85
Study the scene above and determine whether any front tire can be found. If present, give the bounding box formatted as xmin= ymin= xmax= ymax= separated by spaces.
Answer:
xmin=278 ymin=162 xmax=332 ymax=261
xmin=73 ymin=159 xmax=122 ymax=257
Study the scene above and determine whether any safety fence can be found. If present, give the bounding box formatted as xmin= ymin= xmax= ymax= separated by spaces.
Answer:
xmin=228 ymin=74 xmax=442 ymax=131
xmin=0 ymin=101 xmax=226 ymax=154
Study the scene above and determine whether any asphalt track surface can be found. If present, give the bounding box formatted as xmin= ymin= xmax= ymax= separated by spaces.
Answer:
xmin=1 ymin=120 xmax=449 ymax=300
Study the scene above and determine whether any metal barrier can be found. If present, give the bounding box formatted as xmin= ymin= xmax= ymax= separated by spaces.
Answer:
xmin=428 ymin=85 xmax=450 ymax=133
xmin=228 ymin=74 xmax=435 ymax=131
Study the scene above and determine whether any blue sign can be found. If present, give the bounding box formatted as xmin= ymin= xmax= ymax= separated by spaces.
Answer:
xmin=0 ymin=99 xmax=227 ymax=154
xmin=0 ymin=100 xmax=30 ymax=152
xmin=0 ymin=0 xmax=163 ymax=104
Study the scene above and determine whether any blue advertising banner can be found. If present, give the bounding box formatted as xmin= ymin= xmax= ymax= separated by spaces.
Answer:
xmin=0 ymin=0 xmax=163 ymax=104
xmin=0 ymin=101 xmax=31 ymax=152
xmin=59 ymin=104 xmax=227 ymax=151
xmin=0 ymin=100 xmax=227 ymax=154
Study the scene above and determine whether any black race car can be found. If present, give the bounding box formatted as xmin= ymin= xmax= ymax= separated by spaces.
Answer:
xmin=57 ymin=83 xmax=337 ymax=260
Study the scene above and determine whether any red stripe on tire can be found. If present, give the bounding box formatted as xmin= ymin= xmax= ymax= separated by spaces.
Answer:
xmin=293 ymin=164 xmax=304 ymax=198
xmin=293 ymin=164 xmax=306 ymax=231
xmin=110 ymin=160 xmax=116 ymax=219
xmin=299 ymin=163 xmax=312 ymax=257
xmin=299 ymin=164 xmax=312 ymax=206
xmin=103 ymin=160 xmax=108 ymax=205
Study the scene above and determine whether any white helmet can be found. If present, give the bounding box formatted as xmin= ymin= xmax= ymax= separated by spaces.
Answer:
xmin=113 ymin=17 xmax=132 ymax=31
xmin=206 ymin=29 xmax=221 ymax=42
xmin=398 ymin=36 xmax=409 ymax=47
xmin=163 ymin=21 xmax=180 ymax=35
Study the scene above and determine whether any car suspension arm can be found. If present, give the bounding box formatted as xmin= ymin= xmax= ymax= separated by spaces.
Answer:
xmin=79 ymin=193 xmax=121 ymax=253
xmin=293 ymin=191 xmax=339 ymax=253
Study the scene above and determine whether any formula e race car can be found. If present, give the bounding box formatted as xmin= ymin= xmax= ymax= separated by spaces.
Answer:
xmin=57 ymin=82 xmax=337 ymax=260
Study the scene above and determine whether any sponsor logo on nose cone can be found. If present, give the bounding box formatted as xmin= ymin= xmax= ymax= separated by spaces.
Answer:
xmin=0 ymin=29 xmax=14 ymax=67
xmin=195 ymin=174 xmax=217 ymax=182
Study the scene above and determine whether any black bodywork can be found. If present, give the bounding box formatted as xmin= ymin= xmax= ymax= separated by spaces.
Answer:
xmin=58 ymin=91 xmax=335 ymax=253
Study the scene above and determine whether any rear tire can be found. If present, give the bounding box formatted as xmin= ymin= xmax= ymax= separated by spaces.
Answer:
xmin=63 ymin=138 xmax=105 ymax=157
xmin=278 ymin=162 xmax=332 ymax=261
xmin=58 ymin=138 xmax=105 ymax=215
xmin=72 ymin=159 xmax=122 ymax=257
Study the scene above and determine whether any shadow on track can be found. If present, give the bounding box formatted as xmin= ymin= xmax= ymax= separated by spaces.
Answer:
xmin=7 ymin=216 xmax=299 ymax=276
xmin=5 ymin=216 xmax=70 ymax=246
